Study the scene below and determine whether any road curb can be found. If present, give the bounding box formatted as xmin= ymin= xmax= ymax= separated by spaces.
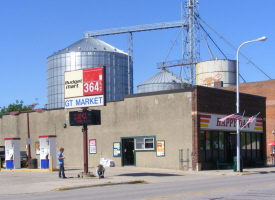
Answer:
xmin=51 ymin=180 xmax=147 ymax=192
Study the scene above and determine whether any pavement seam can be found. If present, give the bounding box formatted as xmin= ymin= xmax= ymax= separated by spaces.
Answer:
xmin=51 ymin=180 xmax=147 ymax=192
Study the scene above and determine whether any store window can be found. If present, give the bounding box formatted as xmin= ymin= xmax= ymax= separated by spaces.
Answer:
xmin=241 ymin=133 xmax=246 ymax=149
xmin=219 ymin=132 xmax=224 ymax=150
xmin=200 ymin=131 xmax=206 ymax=150
xmin=206 ymin=131 xmax=211 ymax=150
xmin=256 ymin=134 xmax=261 ymax=149
xmin=251 ymin=133 xmax=256 ymax=150
xmin=134 ymin=137 xmax=154 ymax=150
xmin=213 ymin=131 xmax=219 ymax=149
xmin=246 ymin=133 xmax=251 ymax=149
xmin=200 ymin=130 xmax=262 ymax=163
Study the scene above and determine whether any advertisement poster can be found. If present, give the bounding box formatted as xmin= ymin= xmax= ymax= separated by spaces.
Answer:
xmin=35 ymin=142 xmax=40 ymax=155
xmin=156 ymin=141 xmax=165 ymax=157
xmin=113 ymin=142 xmax=121 ymax=157
xmin=89 ymin=139 xmax=96 ymax=154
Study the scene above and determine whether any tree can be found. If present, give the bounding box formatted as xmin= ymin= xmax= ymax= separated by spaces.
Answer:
xmin=0 ymin=100 xmax=32 ymax=118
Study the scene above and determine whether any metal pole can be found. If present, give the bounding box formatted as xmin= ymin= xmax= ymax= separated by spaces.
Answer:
xmin=127 ymin=32 xmax=133 ymax=95
xmin=179 ymin=149 xmax=183 ymax=170
xmin=27 ymin=112 xmax=31 ymax=169
xmin=236 ymin=36 xmax=267 ymax=172
xmin=83 ymin=124 xmax=88 ymax=173
xmin=236 ymin=46 xmax=240 ymax=172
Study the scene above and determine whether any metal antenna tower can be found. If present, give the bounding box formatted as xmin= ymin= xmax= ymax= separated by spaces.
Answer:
xmin=182 ymin=0 xmax=200 ymax=85
xmin=159 ymin=1 xmax=201 ymax=85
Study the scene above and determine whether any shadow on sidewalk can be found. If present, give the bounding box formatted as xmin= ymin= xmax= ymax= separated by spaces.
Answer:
xmin=116 ymin=173 xmax=183 ymax=177
xmin=252 ymin=171 xmax=275 ymax=174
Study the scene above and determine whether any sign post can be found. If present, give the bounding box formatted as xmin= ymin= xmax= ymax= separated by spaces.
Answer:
xmin=83 ymin=124 xmax=88 ymax=174
xmin=64 ymin=66 xmax=105 ymax=175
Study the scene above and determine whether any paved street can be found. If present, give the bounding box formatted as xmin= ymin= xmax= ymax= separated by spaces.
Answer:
xmin=1 ymin=165 xmax=275 ymax=198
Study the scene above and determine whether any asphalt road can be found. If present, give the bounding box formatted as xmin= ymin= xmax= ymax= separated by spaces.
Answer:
xmin=2 ymin=172 xmax=275 ymax=200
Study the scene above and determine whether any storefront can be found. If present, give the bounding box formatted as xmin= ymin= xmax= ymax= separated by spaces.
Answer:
xmin=199 ymin=113 xmax=263 ymax=169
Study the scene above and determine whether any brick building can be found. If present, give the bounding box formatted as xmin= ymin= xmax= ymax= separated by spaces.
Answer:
xmin=223 ymin=79 xmax=275 ymax=162
xmin=0 ymin=86 xmax=266 ymax=170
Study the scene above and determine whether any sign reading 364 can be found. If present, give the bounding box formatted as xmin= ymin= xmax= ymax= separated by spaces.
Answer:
xmin=83 ymin=67 xmax=103 ymax=96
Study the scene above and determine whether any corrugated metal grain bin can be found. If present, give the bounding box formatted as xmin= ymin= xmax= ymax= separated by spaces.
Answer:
xmin=137 ymin=69 xmax=191 ymax=94
xmin=47 ymin=37 xmax=133 ymax=109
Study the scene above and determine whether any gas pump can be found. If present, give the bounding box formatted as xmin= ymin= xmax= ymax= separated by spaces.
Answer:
xmin=4 ymin=138 xmax=21 ymax=169
xmin=39 ymin=135 xmax=56 ymax=169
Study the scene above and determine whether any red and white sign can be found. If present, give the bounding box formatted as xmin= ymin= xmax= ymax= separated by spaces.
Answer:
xmin=64 ymin=67 xmax=106 ymax=109
xmin=200 ymin=113 xmax=263 ymax=133
xmin=83 ymin=68 xmax=103 ymax=96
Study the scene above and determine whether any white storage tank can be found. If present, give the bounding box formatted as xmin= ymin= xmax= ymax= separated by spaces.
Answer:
xmin=196 ymin=59 xmax=236 ymax=87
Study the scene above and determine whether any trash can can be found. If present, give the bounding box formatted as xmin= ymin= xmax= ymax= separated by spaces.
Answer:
xmin=30 ymin=158 xmax=37 ymax=169
xmin=233 ymin=156 xmax=243 ymax=172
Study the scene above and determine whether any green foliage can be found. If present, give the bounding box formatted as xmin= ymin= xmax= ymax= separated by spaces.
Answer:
xmin=0 ymin=100 xmax=31 ymax=118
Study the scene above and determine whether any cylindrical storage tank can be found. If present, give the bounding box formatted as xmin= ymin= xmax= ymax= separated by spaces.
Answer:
xmin=196 ymin=59 xmax=236 ymax=87
xmin=47 ymin=37 xmax=133 ymax=109
xmin=137 ymin=69 xmax=191 ymax=94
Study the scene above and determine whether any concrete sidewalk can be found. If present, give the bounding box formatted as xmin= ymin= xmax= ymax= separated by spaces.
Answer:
xmin=1 ymin=165 xmax=275 ymax=196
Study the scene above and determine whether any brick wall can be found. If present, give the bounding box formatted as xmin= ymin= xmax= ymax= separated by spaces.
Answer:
xmin=224 ymin=80 xmax=274 ymax=159
xmin=192 ymin=89 xmax=199 ymax=170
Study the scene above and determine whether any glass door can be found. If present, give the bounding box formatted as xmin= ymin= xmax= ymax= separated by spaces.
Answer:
xmin=227 ymin=132 xmax=236 ymax=163
xmin=122 ymin=139 xmax=135 ymax=166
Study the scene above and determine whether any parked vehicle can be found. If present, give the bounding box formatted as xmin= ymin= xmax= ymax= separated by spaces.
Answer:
xmin=20 ymin=151 xmax=28 ymax=167
xmin=0 ymin=146 xmax=5 ymax=168
xmin=0 ymin=146 xmax=28 ymax=168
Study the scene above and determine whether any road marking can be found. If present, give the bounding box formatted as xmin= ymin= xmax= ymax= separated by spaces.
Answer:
xmin=143 ymin=182 xmax=275 ymax=200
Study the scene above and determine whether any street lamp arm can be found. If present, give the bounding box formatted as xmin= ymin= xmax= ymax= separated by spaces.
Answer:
xmin=237 ymin=36 xmax=267 ymax=54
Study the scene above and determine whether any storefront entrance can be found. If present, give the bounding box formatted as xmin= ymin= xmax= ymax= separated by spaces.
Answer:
xmin=227 ymin=132 xmax=236 ymax=163
xmin=122 ymin=138 xmax=135 ymax=166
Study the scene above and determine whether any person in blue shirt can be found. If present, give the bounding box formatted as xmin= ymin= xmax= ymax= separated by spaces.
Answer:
xmin=57 ymin=148 xmax=66 ymax=178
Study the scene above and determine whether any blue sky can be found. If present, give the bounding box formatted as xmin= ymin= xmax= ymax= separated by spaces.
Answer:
xmin=0 ymin=0 xmax=274 ymax=109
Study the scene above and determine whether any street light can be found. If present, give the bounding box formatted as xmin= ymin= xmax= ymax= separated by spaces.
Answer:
xmin=236 ymin=36 xmax=267 ymax=172
xmin=10 ymin=108 xmax=46 ymax=169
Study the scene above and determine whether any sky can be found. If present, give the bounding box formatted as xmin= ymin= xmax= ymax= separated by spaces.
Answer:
xmin=0 ymin=0 xmax=274 ymax=109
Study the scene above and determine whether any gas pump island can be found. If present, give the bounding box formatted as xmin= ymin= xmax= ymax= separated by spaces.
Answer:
xmin=4 ymin=138 xmax=21 ymax=169
xmin=39 ymin=135 xmax=56 ymax=169
xmin=64 ymin=66 xmax=106 ymax=175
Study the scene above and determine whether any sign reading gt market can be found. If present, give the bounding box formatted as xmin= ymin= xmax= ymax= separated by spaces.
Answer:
xmin=65 ymin=67 xmax=105 ymax=175
xmin=64 ymin=67 xmax=106 ymax=109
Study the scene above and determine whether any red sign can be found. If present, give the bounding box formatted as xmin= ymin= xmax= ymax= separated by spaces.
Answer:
xmin=83 ymin=67 xmax=104 ymax=96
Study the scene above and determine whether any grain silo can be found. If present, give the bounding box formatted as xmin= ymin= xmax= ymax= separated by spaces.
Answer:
xmin=137 ymin=69 xmax=191 ymax=94
xmin=196 ymin=59 xmax=236 ymax=87
xmin=47 ymin=37 xmax=133 ymax=109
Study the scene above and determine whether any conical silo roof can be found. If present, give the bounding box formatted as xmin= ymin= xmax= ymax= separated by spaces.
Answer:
xmin=138 ymin=69 xmax=188 ymax=85
xmin=137 ymin=69 xmax=191 ymax=94
xmin=52 ymin=37 xmax=127 ymax=55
